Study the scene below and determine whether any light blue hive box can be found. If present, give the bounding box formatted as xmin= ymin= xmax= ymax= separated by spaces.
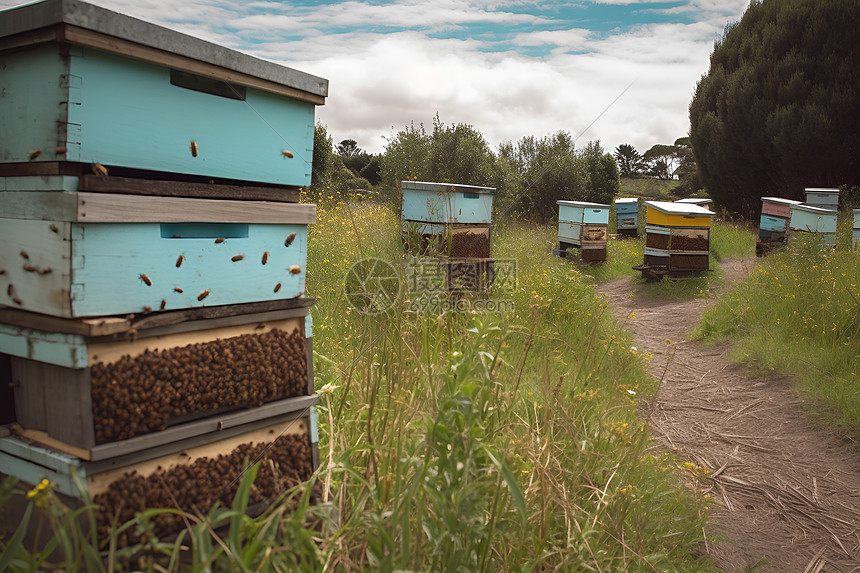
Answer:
xmin=614 ymin=197 xmax=639 ymax=237
xmin=557 ymin=201 xmax=610 ymax=262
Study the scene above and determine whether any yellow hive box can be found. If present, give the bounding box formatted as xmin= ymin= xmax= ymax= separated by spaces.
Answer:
xmin=645 ymin=201 xmax=714 ymax=228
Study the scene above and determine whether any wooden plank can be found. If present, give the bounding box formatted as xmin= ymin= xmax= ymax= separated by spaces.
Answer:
xmin=128 ymin=305 xmax=310 ymax=340
xmin=78 ymin=174 xmax=301 ymax=203
xmin=0 ymin=450 xmax=83 ymax=496
xmin=43 ymin=365 xmax=95 ymax=449
xmin=8 ymin=424 xmax=93 ymax=461
xmin=0 ymin=191 xmax=79 ymax=221
xmin=86 ymin=405 xmax=315 ymax=469
xmin=87 ymin=316 xmax=304 ymax=365
xmin=61 ymin=25 xmax=326 ymax=105
xmin=1 ymin=325 xmax=88 ymax=369
xmin=85 ymin=416 xmax=311 ymax=496
xmin=0 ymin=310 xmax=129 ymax=337
xmin=75 ymin=193 xmax=316 ymax=224
xmin=0 ymin=162 xmax=83 ymax=178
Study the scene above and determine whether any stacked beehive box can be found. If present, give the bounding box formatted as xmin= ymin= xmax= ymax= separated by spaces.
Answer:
xmin=803 ymin=188 xmax=840 ymax=211
xmin=636 ymin=201 xmax=714 ymax=278
xmin=0 ymin=0 xmax=325 ymax=543
xmin=674 ymin=197 xmax=714 ymax=208
xmin=789 ymin=203 xmax=838 ymax=246
xmin=556 ymin=201 xmax=610 ymax=262
xmin=756 ymin=197 xmax=802 ymax=256
xmin=854 ymin=210 xmax=860 ymax=251
xmin=614 ymin=198 xmax=639 ymax=238
xmin=401 ymin=181 xmax=495 ymax=291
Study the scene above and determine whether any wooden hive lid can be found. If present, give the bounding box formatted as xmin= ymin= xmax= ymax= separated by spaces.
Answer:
xmin=0 ymin=0 xmax=328 ymax=104
xmin=401 ymin=181 xmax=495 ymax=194
xmin=645 ymin=200 xmax=714 ymax=217
xmin=614 ymin=197 xmax=638 ymax=204
xmin=761 ymin=196 xmax=802 ymax=206
xmin=674 ymin=198 xmax=713 ymax=206
xmin=556 ymin=200 xmax=610 ymax=208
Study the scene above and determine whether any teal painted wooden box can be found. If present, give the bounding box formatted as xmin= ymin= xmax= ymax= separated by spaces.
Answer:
xmin=401 ymin=181 xmax=494 ymax=225
xmin=854 ymin=209 xmax=860 ymax=250
xmin=614 ymin=198 xmax=638 ymax=230
xmin=789 ymin=204 xmax=837 ymax=236
xmin=558 ymin=201 xmax=610 ymax=225
xmin=0 ymin=0 xmax=327 ymax=187
xmin=0 ymin=191 xmax=315 ymax=318
xmin=760 ymin=214 xmax=790 ymax=233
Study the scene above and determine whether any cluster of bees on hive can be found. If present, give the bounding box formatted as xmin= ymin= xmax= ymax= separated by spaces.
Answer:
xmin=90 ymin=328 xmax=307 ymax=442
xmin=92 ymin=434 xmax=313 ymax=546
xmin=448 ymin=232 xmax=490 ymax=258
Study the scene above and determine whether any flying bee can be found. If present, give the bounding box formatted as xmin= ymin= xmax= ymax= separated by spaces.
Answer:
xmin=284 ymin=232 xmax=296 ymax=247
xmin=176 ymin=255 xmax=185 ymax=267
xmin=197 ymin=290 xmax=210 ymax=301
xmin=262 ymin=251 xmax=269 ymax=265
xmin=281 ymin=150 xmax=294 ymax=159
xmin=190 ymin=141 xmax=199 ymax=157
xmin=28 ymin=148 xmax=42 ymax=160
xmin=231 ymin=254 xmax=244 ymax=262
xmin=273 ymin=282 xmax=282 ymax=293
xmin=214 ymin=237 xmax=225 ymax=244
xmin=139 ymin=273 xmax=152 ymax=286
xmin=174 ymin=287 xmax=183 ymax=293
xmin=289 ymin=265 xmax=301 ymax=274
xmin=92 ymin=163 xmax=108 ymax=176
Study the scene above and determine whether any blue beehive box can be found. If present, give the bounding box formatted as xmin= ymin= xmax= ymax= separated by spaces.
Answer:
xmin=401 ymin=181 xmax=494 ymax=225
xmin=614 ymin=197 xmax=639 ymax=236
xmin=804 ymin=188 xmax=839 ymax=211
xmin=0 ymin=0 xmax=327 ymax=187
xmin=789 ymin=203 xmax=837 ymax=245
xmin=557 ymin=201 xmax=610 ymax=262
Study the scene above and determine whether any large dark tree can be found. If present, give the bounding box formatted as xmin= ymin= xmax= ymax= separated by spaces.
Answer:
xmin=689 ymin=0 xmax=860 ymax=214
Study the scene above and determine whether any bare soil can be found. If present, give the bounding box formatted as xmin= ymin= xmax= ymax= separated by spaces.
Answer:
xmin=600 ymin=258 xmax=860 ymax=572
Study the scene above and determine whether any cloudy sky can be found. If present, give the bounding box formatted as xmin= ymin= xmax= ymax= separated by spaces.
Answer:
xmin=3 ymin=0 xmax=750 ymax=156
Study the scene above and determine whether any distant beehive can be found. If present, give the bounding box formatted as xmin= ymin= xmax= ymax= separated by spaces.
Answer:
xmin=401 ymin=181 xmax=495 ymax=291
xmin=854 ymin=210 xmax=860 ymax=251
xmin=756 ymin=197 xmax=802 ymax=256
xmin=614 ymin=198 xmax=639 ymax=238
xmin=0 ymin=0 xmax=323 ymax=546
xmin=789 ymin=203 xmax=837 ymax=246
xmin=804 ymin=188 xmax=839 ymax=211
xmin=674 ymin=198 xmax=714 ymax=208
xmin=556 ymin=201 xmax=610 ymax=262
xmin=636 ymin=201 xmax=714 ymax=277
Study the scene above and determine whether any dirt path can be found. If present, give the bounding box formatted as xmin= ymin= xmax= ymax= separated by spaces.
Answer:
xmin=599 ymin=258 xmax=860 ymax=572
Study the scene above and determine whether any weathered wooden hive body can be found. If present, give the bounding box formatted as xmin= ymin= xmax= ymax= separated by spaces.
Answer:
xmin=638 ymin=201 xmax=714 ymax=276
xmin=614 ymin=197 xmax=639 ymax=237
xmin=0 ymin=0 xmax=325 ymax=543
xmin=401 ymin=181 xmax=495 ymax=291
xmin=756 ymin=197 xmax=802 ymax=255
xmin=557 ymin=201 xmax=610 ymax=262
xmin=789 ymin=203 xmax=837 ymax=246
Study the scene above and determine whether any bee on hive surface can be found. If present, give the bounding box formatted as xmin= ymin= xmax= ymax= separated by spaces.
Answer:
xmin=176 ymin=255 xmax=185 ymax=267
xmin=281 ymin=150 xmax=294 ymax=159
xmin=284 ymin=233 xmax=296 ymax=247
xmin=28 ymin=148 xmax=42 ymax=160
xmin=50 ymin=224 xmax=59 ymax=233
xmin=217 ymin=421 xmax=223 ymax=430
xmin=139 ymin=273 xmax=152 ymax=286
xmin=39 ymin=267 xmax=52 ymax=275
xmin=23 ymin=265 xmax=37 ymax=272
xmin=142 ymin=306 xmax=152 ymax=313
xmin=215 ymin=237 xmax=225 ymax=244
xmin=262 ymin=251 xmax=269 ymax=265
xmin=197 ymin=290 xmax=210 ymax=301
xmin=19 ymin=251 xmax=28 ymax=259
xmin=289 ymin=265 xmax=301 ymax=274
xmin=54 ymin=146 xmax=67 ymax=155
xmin=174 ymin=287 xmax=183 ymax=293
xmin=12 ymin=297 xmax=22 ymax=305
xmin=273 ymin=282 xmax=282 ymax=292
xmin=231 ymin=254 xmax=244 ymax=262
xmin=190 ymin=141 xmax=199 ymax=157
xmin=160 ymin=299 xmax=167 ymax=310
xmin=92 ymin=163 xmax=108 ymax=176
